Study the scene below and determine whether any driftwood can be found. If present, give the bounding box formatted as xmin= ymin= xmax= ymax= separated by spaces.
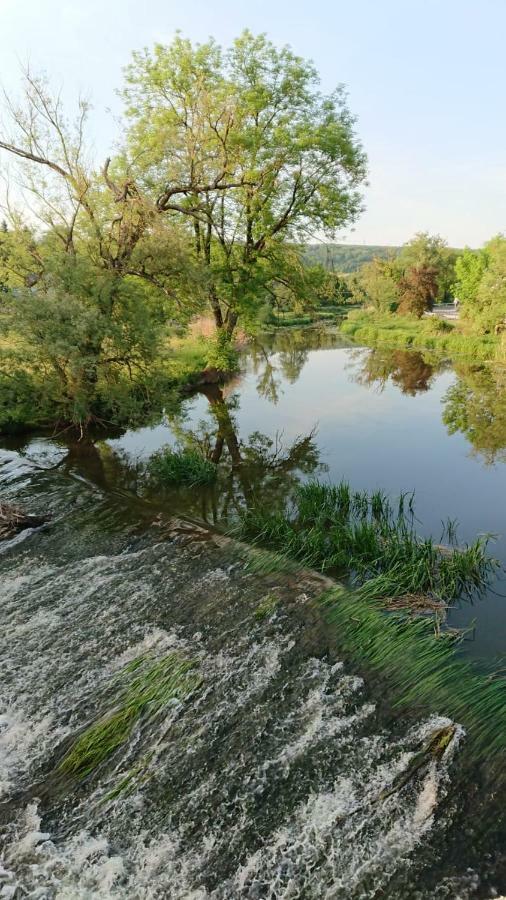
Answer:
xmin=0 ymin=502 xmax=47 ymax=540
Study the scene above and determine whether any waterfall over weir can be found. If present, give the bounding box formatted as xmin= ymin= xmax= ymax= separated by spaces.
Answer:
xmin=0 ymin=446 xmax=500 ymax=899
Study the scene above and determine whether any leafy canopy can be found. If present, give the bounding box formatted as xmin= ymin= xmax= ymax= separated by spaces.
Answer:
xmin=122 ymin=31 xmax=367 ymax=334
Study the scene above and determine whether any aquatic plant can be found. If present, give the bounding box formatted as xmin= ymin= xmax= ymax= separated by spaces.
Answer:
xmin=321 ymin=587 xmax=506 ymax=766
xmin=60 ymin=653 xmax=202 ymax=778
xmin=147 ymin=447 xmax=217 ymax=487
xmin=254 ymin=593 xmax=280 ymax=620
xmin=238 ymin=481 xmax=497 ymax=605
xmin=103 ymin=753 xmax=154 ymax=802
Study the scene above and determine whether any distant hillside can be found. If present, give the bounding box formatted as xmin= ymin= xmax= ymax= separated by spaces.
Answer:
xmin=303 ymin=243 xmax=400 ymax=273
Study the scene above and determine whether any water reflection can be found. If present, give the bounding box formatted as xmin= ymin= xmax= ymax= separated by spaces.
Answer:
xmin=348 ymin=347 xmax=506 ymax=463
xmin=166 ymin=383 xmax=325 ymax=523
xmin=351 ymin=348 xmax=440 ymax=396
xmin=2 ymin=328 xmax=505 ymax=657
xmin=249 ymin=326 xmax=353 ymax=403
xmin=443 ymin=363 xmax=506 ymax=464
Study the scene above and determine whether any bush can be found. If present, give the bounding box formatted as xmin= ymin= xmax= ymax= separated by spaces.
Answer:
xmin=205 ymin=330 xmax=239 ymax=372
xmin=147 ymin=447 xmax=217 ymax=487
xmin=428 ymin=317 xmax=454 ymax=333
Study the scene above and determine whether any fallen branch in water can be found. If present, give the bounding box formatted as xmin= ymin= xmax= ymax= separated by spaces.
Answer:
xmin=0 ymin=502 xmax=47 ymax=540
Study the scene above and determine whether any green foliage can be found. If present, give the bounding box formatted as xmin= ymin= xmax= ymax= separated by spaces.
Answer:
xmin=453 ymin=247 xmax=488 ymax=317
xmin=450 ymin=237 xmax=506 ymax=335
xmin=147 ymin=447 xmax=217 ymax=487
xmin=238 ymin=480 xmax=496 ymax=604
xmin=397 ymin=232 xmax=457 ymax=303
xmin=428 ymin=316 xmax=454 ymax=333
xmin=0 ymin=223 xmax=43 ymax=290
xmin=472 ymin=236 xmax=506 ymax=333
xmin=205 ymin=330 xmax=239 ymax=371
xmin=123 ymin=31 xmax=366 ymax=336
xmin=354 ymin=256 xmax=401 ymax=311
xmin=341 ymin=310 xmax=498 ymax=360
xmin=347 ymin=233 xmax=458 ymax=317
xmin=0 ymin=34 xmax=367 ymax=430
xmin=0 ymin=370 xmax=55 ymax=433
xmin=254 ymin=593 xmax=280 ymax=620
xmin=0 ymin=254 xmax=175 ymax=430
xmin=442 ymin=363 xmax=506 ymax=464
xmin=60 ymin=653 xmax=202 ymax=777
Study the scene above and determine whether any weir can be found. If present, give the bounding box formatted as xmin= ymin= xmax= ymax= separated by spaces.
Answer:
xmin=0 ymin=443 xmax=503 ymax=898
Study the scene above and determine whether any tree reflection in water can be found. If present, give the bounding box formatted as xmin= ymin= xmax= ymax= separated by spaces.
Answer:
xmin=350 ymin=345 xmax=506 ymax=464
xmin=167 ymin=382 xmax=325 ymax=524
xmin=443 ymin=363 xmax=506 ymax=464
xmin=249 ymin=326 xmax=352 ymax=402
xmin=3 ymin=328 xmax=506 ymax=523
xmin=350 ymin=347 xmax=439 ymax=396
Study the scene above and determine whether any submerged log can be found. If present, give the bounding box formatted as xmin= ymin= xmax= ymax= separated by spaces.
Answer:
xmin=0 ymin=502 xmax=47 ymax=540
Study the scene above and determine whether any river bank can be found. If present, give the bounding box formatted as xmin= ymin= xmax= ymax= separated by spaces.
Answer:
xmin=341 ymin=309 xmax=503 ymax=361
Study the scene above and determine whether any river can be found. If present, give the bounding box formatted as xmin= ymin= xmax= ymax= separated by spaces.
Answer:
xmin=0 ymin=326 xmax=505 ymax=897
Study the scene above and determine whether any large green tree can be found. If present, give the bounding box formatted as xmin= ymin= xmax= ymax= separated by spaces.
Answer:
xmin=0 ymin=70 xmax=203 ymax=428
xmin=453 ymin=246 xmax=488 ymax=318
xmin=397 ymin=232 xmax=456 ymax=303
xmin=471 ymin=237 xmax=506 ymax=333
xmin=122 ymin=31 xmax=367 ymax=338
xmin=355 ymin=256 xmax=400 ymax=311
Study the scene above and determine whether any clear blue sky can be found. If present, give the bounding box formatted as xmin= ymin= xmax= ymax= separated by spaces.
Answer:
xmin=1 ymin=0 xmax=505 ymax=246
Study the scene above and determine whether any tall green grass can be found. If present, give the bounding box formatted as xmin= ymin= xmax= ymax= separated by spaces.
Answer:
xmin=321 ymin=587 xmax=506 ymax=767
xmin=341 ymin=310 xmax=498 ymax=361
xmin=238 ymin=481 xmax=496 ymax=605
xmin=60 ymin=653 xmax=202 ymax=778
xmin=147 ymin=447 xmax=217 ymax=487
xmin=239 ymin=481 xmax=504 ymax=767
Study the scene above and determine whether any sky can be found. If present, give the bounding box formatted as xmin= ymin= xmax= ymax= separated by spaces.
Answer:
xmin=0 ymin=0 xmax=505 ymax=247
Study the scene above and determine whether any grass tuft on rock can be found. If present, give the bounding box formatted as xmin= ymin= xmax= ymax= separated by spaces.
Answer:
xmin=147 ymin=447 xmax=217 ymax=488
xmin=60 ymin=653 xmax=202 ymax=778
xmin=254 ymin=593 xmax=280 ymax=620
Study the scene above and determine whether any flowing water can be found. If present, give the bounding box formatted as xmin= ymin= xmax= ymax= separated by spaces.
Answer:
xmin=1 ymin=327 xmax=505 ymax=898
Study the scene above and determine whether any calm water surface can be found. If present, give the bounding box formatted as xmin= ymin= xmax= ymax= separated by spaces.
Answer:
xmin=110 ymin=329 xmax=506 ymax=660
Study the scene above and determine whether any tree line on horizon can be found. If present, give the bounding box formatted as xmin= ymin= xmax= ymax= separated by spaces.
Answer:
xmin=338 ymin=231 xmax=506 ymax=329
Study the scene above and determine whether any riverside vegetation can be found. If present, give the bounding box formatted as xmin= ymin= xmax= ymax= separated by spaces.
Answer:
xmin=0 ymin=31 xmax=366 ymax=434
xmin=237 ymin=480 xmax=506 ymax=769
xmin=1 ymin=30 xmax=506 ymax=876
xmin=338 ymin=232 xmax=506 ymax=361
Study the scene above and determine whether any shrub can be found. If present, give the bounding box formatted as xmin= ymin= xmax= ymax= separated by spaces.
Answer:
xmin=428 ymin=317 xmax=454 ymax=333
xmin=205 ymin=331 xmax=239 ymax=371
